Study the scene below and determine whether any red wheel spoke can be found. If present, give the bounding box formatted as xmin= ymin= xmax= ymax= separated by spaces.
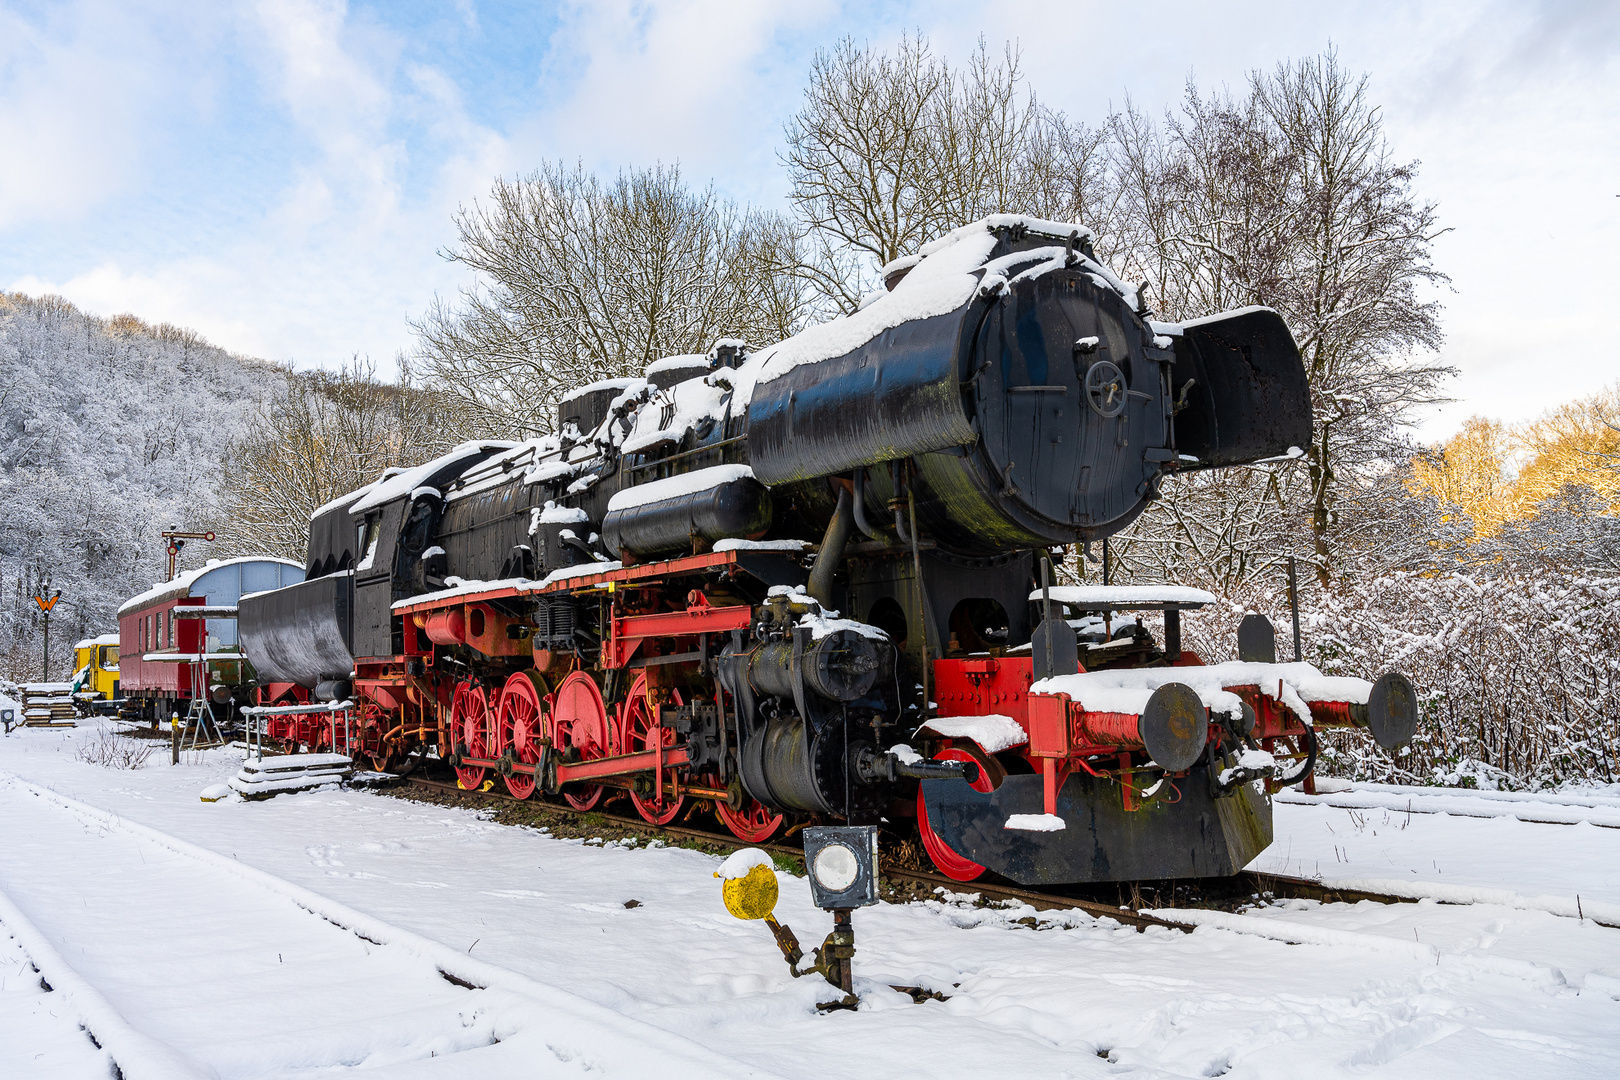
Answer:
xmin=621 ymin=673 xmax=684 ymax=825
xmin=553 ymin=671 xmax=609 ymax=811
xmin=451 ymin=681 xmax=490 ymax=791
xmin=498 ymin=671 xmax=548 ymax=800
xmin=364 ymin=701 xmax=402 ymax=773
xmin=716 ymin=794 xmax=783 ymax=844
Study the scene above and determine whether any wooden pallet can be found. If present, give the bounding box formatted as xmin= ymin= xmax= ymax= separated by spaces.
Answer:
xmin=20 ymin=683 xmax=76 ymax=727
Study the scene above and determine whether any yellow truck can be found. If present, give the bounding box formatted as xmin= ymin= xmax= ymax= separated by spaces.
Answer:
xmin=70 ymin=633 xmax=121 ymax=716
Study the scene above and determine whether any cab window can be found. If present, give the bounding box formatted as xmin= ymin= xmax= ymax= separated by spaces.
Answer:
xmin=356 ymin=516 xmax=382 ymax=571
xmin=101 ymin=645 xmax=119 ymax=671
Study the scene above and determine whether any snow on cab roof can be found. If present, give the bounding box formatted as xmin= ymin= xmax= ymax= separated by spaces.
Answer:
xmin=73 ymin=633 xmax=120 ymax=649
xmin=346 ymin=441 xmax=515 ymax=516
xmin=117 ymin=557 xmax=305 ymax=617
xmin=310 ymin=483 xmax=374 ymax=522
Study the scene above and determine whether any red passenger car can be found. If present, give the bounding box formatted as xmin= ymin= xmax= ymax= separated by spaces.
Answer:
xmin=118 ymin=557 xmax=305 ymax=723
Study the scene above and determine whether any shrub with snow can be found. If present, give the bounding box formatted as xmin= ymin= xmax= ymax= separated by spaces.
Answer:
xmin=75 ymin=729 xmax=157 ymax=770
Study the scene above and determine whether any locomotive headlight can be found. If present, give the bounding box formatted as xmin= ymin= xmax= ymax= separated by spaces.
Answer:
xmin=802 ymin=825 xmax=880 ymax=910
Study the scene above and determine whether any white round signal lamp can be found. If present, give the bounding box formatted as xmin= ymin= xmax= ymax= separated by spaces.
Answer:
xmin=812 ymin=843 xmax=859 ymax=892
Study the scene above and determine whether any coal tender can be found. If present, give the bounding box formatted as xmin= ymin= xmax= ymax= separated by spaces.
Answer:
xmin=238 ymin=215 xmax=1414 ymax=884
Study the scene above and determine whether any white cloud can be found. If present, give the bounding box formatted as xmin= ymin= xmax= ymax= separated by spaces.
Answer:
xmin=1358 ymin=1 xmax=1620 ymax=436
xmin=0 ymin=0 xmax=224 ymax=227
xmin=249 ymin=0 xmax=405 ymax=231
xmin=1 ymin=0 xmax=518 ymax=372
xmin=2 ymin=0 xmax=1615 ymax=441
xmin=518 ymin=0 xmax=838 ymax=194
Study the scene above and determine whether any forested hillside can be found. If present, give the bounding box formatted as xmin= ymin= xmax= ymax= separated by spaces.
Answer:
xmin=0 ymin=293 xmax=282 ymax=679
xmin=0 ymin=294 xmax=473 ymax=683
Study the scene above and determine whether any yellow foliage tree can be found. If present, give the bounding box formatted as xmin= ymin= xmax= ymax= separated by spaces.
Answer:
xmin=1511 ymin=385 xmax=1620 ymax=515
xmin=1412 ymin=385 xmax=1620 ymax=540
xmin=1409 ymin=415 xmax=1515 ymax=536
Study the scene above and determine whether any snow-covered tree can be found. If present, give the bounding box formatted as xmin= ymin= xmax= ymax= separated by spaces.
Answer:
xmin=0 ymin=293 xmax=283 ymax=678
xmin=413 ymin=162 xmax=808 ymax=438
xmin=1101 ymin=52 xmax=1450 ymax=587
xmin=215 ymin=356 xmax=469 ymax=563
xmin=783 ymin=35 xmax=1085 ymax=314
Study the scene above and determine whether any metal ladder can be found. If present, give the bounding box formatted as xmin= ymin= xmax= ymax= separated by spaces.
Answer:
xmin=181 ymin=656 xmax=223 ymax=752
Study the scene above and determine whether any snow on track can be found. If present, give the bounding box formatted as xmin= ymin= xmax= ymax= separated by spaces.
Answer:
xmin=6 ymin=728 xmax=1620 ymax=1079
xmin=1279 ymin=781 xmax=1620 ymax=828
xmin=0 ymin=883 xmax=215 ymax=1080
xmin=1256 ymin=779 xmax=1620 ymax=925
xmin=0 ymin=770 xmax=780 ymax=1079
xmin=0 ymin=920 xmax=113 ymax=1079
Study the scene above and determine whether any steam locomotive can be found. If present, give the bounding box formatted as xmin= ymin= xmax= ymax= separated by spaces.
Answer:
xmin=238 ymin=216 xmax=1414 ymax=886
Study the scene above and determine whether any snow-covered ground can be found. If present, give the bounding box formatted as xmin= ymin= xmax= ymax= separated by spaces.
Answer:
xmin=2 ymin=723 xmax=1619 ymax=1079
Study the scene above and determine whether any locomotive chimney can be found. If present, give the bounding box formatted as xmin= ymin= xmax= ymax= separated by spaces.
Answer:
xmin=880 ymin=254 xmax=920 ymax=292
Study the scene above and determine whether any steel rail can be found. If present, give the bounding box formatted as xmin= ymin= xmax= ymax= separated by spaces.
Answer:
xmin=395 ymin=776 xmax=1416 ymax=933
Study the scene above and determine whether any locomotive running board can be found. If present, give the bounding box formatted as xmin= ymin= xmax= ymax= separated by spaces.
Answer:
xmin=920 ymin=769 xmax=1273 ymax=886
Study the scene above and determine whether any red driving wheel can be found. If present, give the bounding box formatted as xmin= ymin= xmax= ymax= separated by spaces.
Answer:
xmin=619 ymin=674 xmax=684 ymax=825
xmin=552 ymin=671 xmax=613 ymax=811
xmin=498 ymin=671 xmax=548 ymax=800
xmin=917 ymin=745 xmax=996 ymax=882
xmin=452 ymin=682 xmax=492 ymax=790
xmin=715 ymin=791 xmax=783 ymax=844
xmin=363 ymin=701 xmax=403 ymax=773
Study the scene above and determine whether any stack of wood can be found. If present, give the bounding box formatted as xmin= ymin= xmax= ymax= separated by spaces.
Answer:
xmin=20 ymin=683 xmax=77 ymax=727
xmin=228 ymin=753 xmax=354 ymax=800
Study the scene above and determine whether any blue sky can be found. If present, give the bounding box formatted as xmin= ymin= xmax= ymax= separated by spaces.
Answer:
xmin=2 ymin=0 xmax=1616 ymax=438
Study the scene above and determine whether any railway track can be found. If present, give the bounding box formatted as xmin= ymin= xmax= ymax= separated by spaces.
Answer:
xmin=5 ymin=757 xmax=1613 ymax=1080
xmin=392 ymin=772 xmax=1620 ymax=988
xmin=392 ymin=775 xmax=1431 ymax=932
xmin=0 ymin=770 xmax=781 ymax=1080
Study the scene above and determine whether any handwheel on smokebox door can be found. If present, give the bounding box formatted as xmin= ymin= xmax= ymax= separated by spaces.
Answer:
xmin=452 ymin=682 xmax=493 ymax=790
xmin=552 ymin=671 xmax=614 ymax=811
xmin=618 ymin=674 xmax=684 ymax=825
xmin=497 ymin=671 xmax=550 ymax=800
xmin=917 ymin=745 xmax=1004 ymax=882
